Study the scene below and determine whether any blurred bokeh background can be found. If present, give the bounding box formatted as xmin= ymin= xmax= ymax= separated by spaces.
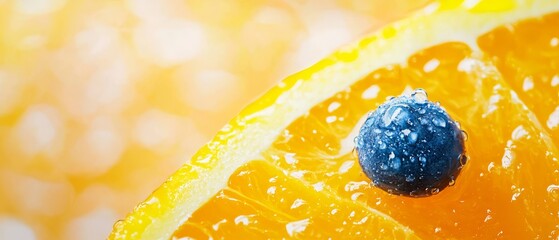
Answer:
xmin=0 ymin=0 xmax=429 ymax=239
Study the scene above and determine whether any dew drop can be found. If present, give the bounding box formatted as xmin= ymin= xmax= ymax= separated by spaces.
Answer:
xmin=234 ymin=215 xmax=251 ymax=226
xmin=502 ymin=147 xmax=514 ymax=169
xmin=432 ymin=117 xmax=447 ymax=127
xmin=327 ymin=101 xmax=341 ymax=112
xmin=330 ymin=209 xmax=339 ymax=215
xmin=290 ymin=170 xmax=306 ymax=179
xmin=552 ymin=75 xmax=559 ymax=87
xmin=286 ymin=219 xmax=310 ymax=237
xmin=380 ymin=163 xmax=388 ymax=170
xmin=339 ymin=160 xmax=354 ymax=174
xmin=383 ymin=106 xmax=403 ymax=127
xmin=547 ymin=184 xmax=559 ymax=198
xmin=551 ymin=37 xmax=559 ymax=47
xmin=419 ymin=156 xmax=427 ymax=166
xmin=408 ymin=132 xmax=418 ymax=144
xmin=402 ymin=149 xmax=409 ymax=156
xmin=487 ymin=161 xmax=495 ymax=172
xmin=511 ymin=125 xmax=528 ymax=140
xmin=344 ymin=181 xmax=368 ymax=192
xmin=362 ymin=85 xmax=380 ymax=99
xmin=409 ymin=190 xmax=421 ymax=197
xmin=378 ymin=140 xmax=386 ymax=149
xmin=522 ymin=76 xmax=534 ymax=91
xmin=401 ymin=129 xmax=411 ymax=135
xmin=313 ymin=182 xmax=325 ymax=191
xmin=406 ymin=174 xmax=415 ymax=182
xmin=390 ymin=157 xmax=401 ymax=170
xmin=352 ymin=147 xmax=359 ymax=158
xmin=459 ymin=154 xmax=468 ymax=166
xmin=423 ymin=59 xmax=440 ymax=73
xmin=461 ymin=130 xmax=468 ymax=141
xmin=430 ymin=188 xmax=440 ymax=195
xmin=511 ymin=190 xmax=522 ymax=201
xmin=351 ymin=192 xmax=364 ymax=201
xmin=113 ymin=219 xmax=124 ymax=229
xmin=547 ymin=106 xmax=559 ymax=129
xmin=267 ymin=186 xmax=276 ymax=195
xmin=290 ymin=199 xmax=306 ymax=209
xmin=326 ymin=116 xmax=337 ymax=123
xmin=411 ymin=89 xmax=428 ymax=103
xmin=448 ymin=178 xmax=455 ymax=186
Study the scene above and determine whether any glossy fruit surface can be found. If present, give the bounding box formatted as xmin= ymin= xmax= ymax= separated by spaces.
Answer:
xmin=111 ymin=1 xmax=559 ymax=239
xmin=356 ymin=90 xmax=466 ymax=197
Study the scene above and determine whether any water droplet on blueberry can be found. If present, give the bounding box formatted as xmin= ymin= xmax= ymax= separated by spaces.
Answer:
xmin=461 ymin=130 xmax=468 ymax=141
xmin=380 ymin=163 xmax=388 ymax=170
xmin=408 ymin=132 xmax=418 ymax=144
xmin=431 ymin=117 xmax=447 ymax=128
xmin=355 ymin=89 xmax=466 ymax=197
xmin=411 ymin=88 xmax=428 ymax=104
xmin=454 ymin=121 xmax=461 ymax=129
xmin=405 ymin=174 xmax=415 ymax=182
xmin=352 ymin=147 xmax=359 ymax=158
xmin=390 ymin=157 xmax=401 ymax=170
xmin=430 ymin=188 xmax=440 ymax=195
xmin=459 ymin=154 xmax=469 ymax=167
xmin=378 ymin=141 xmax=387 ymax=149
xmin=448 ymin=178 xmax=455 ymax=186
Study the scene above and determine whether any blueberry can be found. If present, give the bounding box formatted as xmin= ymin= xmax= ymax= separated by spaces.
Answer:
xmin=355 ymin=89 xmax=466 ymax=197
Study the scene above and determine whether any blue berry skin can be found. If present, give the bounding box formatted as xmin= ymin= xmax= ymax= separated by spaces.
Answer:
xmin=355 ymin=92 xmax=466 ymax=197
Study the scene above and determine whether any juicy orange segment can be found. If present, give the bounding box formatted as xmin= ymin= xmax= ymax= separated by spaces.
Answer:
xmin=110 ymin=1 xmax=559 ymax=239
xmin=174 ymin=160 xmax=417 ymax=239
xmin=478 ymin=12 xmax=559 ymax=144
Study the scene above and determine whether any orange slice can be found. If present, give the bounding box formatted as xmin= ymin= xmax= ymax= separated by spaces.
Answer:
xmin=110 ymin=0 xmax=559 ymax=239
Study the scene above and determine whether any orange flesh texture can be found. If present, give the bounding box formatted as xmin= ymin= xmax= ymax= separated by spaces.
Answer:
xmin=477 ymin=13 xmax=559 ymax=145
xmin=174 ymin=12 xmax=559 ymax=239
xmin=174 ymin=160 xmax=416 ymax=239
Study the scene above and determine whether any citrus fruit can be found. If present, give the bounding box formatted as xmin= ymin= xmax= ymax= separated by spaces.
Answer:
xmin=110 ymin=0 xmax=559 ymax=239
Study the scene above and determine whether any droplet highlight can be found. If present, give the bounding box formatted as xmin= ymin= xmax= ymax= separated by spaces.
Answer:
xmin=411 ymin=88 xmax=428 ymax=103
